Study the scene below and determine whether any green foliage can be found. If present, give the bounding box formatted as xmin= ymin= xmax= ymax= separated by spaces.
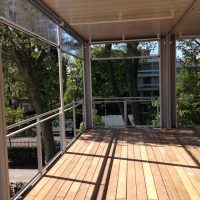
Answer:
xmin=93 ymin=109 xmax=105 ymax=126
xmin=5 ymin=107 xmax=25 ymax=125
xmin=150 ymin=99 xmax=160 ymax=127
xmin=79 ymin=122 xmax=86 ymax=132
xmin=63 ymin=55 xmax=83 ymax=104
xmin=177 ymin=94 xmax=200 ymax=125
xmin=0 ymin=24 xmax=60 ymax=113
xmin=3 ymin=62 xmax=27 ymax=105
xmin=91 ymin=47 xmax=128 ymax=97
xmin=177 ymin=39 xmax=200 ymax=125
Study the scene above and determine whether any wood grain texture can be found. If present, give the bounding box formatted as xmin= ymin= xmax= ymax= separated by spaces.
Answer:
xmin=24 ymin=127 xmax=200 ymax=200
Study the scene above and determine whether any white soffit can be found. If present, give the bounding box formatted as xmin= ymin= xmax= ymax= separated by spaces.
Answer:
xmin=41 ymin=0 xmax=200 ymax=41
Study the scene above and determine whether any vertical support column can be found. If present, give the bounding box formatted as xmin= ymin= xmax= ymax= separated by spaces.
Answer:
xmin=124 ymin=100 xmax=127 ymax=127
xmin=36 ymin=118 xmax=42 ymax=173
xmin=0 ymin=46 xmax=10 ymax=200
xmin=82 ymin=101 xmax=85 ymax=126
xmin=83 ymin=43 xmax=93 ymax=128
xmin=72 ymin=101 xmax=77 ymax=137
xmin=160 ymin=35 xmax=177 ymax=128
xmin=57 ymin=26 xmax=66 ymax=152
xmin=170 ymin=37 xmax=177 ymax=128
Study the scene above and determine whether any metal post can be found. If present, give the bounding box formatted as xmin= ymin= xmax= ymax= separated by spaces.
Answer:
xmin=72 ymin=101 xmax=76 ymax=137
xmin=57 ymin=26 xmax=66 ymax=152
xmin=0 ymin=46 xmax=10 ymax=200
xmin=93 ymin=101 xmax=96 ymax=127
xmin=170 ymin=36 xmax=177 ymax=128
xmin=160 ymin=35 xmax=177 ymax=128
xmin=124 ymin=100 xmax=127 ymax=127
xmin=83 ymin=42 xmax=93 ymax=128
xmin=157 ymin=98 xmax=160 ymax=127
xmin=160 ymin=36 xmax=170 ymax=128
xmin=36 ymin=118 xmax=43 ymax=173
xmin=82 ymin=101 xmax=85 ymax=126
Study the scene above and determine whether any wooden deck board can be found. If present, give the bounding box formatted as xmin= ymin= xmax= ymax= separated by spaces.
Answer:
xmin=24 ymin=128 xmax=200 ymax=200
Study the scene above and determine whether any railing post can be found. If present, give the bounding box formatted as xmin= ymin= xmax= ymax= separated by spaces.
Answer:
xmin=124 ymin=100 xmax=127 ymax=127
xmin=82 ymin=101 xmax=85 ymax=126
xmin=0 ymin=44 xmax=10 ymax=200
xmin=93 ymin=101 xmax=96 ymax=127
xmin=157 ymin=98 xmax=160 ymax=127
xmin=36 ymin=117 xmax=42 ymax=173
xmin=57 ymin=26 xmax=66 ymax=153
xmin=73 ymin=101 xmax=76 ymax=137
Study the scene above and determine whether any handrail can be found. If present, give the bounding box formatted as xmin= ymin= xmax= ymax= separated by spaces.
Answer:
xmin=92 ymin=97 xmax=160 ymax=128
xmin=93 ymin=96 xmax=158 ymax=100
xmin=7 ymin=99 xmax=85 ymax=200
xmin=6 ymin=107 xmax=60 ymax=131
xmin=6 ymin=102 xmax=81 ymax=131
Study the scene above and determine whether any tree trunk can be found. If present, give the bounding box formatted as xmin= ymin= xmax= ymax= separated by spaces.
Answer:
xmin=125 ymin=43 xmax=142 ymax=125
xmin=1 ymin=26 xmax=57 ymax=163
xmin=105 ymin=44 xmax=132 ymax=125
xmin=40 ymin=120 xmax=56 ymax=162
xmin=13 ymin=54 xmax=56 ymax=163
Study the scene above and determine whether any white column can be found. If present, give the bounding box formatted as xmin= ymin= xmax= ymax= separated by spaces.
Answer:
xmin=83 ymin=43 xmax=93 ymax=128
xmin=160 ymin=36 xmax=177 ymax=128
xmin=57 ymin=26 xmax=66 ymax=152
xmin=0 ymin=46 xmax=10 ymax=200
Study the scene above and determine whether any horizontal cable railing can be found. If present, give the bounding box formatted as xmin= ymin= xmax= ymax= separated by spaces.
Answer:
xmin=93 ymin=97 xmax=160 ymax=128
xmin=7 ymin=100 xmax=84 ymax=200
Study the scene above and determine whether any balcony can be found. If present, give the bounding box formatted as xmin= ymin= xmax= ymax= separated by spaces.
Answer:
xmin=23 ymin=127 xmax=200 ymax=199
xmin=0 ymin=0 xmax=200 ymax=199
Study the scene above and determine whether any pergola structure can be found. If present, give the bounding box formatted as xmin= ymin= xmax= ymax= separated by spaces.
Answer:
xmin=0 ymin=0 xmax=200 ymax=199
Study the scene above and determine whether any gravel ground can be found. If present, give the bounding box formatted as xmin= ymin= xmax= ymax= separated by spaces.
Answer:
xmin=9 ymin=169 xmax=38 ymax=183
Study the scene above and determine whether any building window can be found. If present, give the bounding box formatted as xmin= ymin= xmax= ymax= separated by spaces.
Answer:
xmin=143 ymin=77 xmax=151 ymax=84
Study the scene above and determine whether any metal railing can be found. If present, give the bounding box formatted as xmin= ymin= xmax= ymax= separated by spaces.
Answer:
xmin=6 ymin=100 xmax=85 ymax=200
xmin=93 ymin=97 xmax=160 ymax=128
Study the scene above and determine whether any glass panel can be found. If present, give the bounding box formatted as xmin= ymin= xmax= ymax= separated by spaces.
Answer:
xmin=0 ymin=0 xmax=57 ymax=44
xmin=2 ymin=24 xmax=60 ymax=118
xmin=127 ymin=99 xmax=159 ymax=126
xmin=75 ymin=103 xmax=84 ymax=133
xmin=176 ymin=39 xmax=200 ymax=126
xmin=91 ymin=41 xmax=159 ymax=59
xmin=7 ymin=126 xmax=38 ymax=198
xmin=94 ymin=101 xmax=125 ymax=127
xmin=61 ymin=29 xmax=83 ymax=58
xmin=41 ymin=115 xmax=61 ymax=166
xmin=92 ymin=53 xmax=160 ymax=126
xmin=92 ymin=57 xmax=160 ymax=98
xmin=64 ymin=108 xmax=75 ymax=143
xmin=62 ymin=53 xmax=83 ymax=104
xmin=92 ymin=98 xmax=159 ymax=128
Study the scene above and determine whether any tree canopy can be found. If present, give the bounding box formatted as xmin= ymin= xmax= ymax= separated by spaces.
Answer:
xmin=177 ymin=39 xmax=200 ymax=125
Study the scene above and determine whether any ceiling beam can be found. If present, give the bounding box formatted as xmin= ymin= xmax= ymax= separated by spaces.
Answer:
xmin=71 ymin=9 xmax=174 ymax=26
xmin=90 ymin=37 xmax=159 ymax=44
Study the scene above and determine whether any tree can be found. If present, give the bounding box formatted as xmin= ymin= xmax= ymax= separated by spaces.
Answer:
xmin=91 ymin=42 xmax=156 ymax=125
xmin=1 ymin=24 xmax=60 ymax=162
xmin=63 ymin=55 xmax=83 ymax=104
xmin=177 ymin=39 xmax=200 ymax=125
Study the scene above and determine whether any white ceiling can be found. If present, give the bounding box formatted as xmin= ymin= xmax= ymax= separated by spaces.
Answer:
xmin=41 ymin=0 xmax=200 ymax=41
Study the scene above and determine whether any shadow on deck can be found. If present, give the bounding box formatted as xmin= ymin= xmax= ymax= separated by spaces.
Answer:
xmin=24 ymin=127 xmax=200 ymax=200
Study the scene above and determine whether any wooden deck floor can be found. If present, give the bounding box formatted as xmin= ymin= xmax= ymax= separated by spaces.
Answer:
xmin=24 ymin=128 xmax=200 ymax=200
